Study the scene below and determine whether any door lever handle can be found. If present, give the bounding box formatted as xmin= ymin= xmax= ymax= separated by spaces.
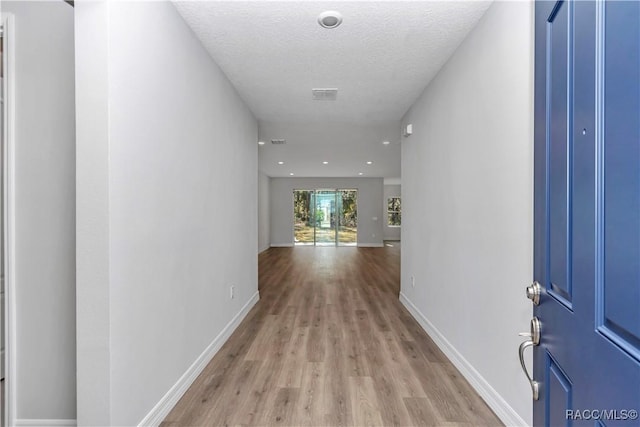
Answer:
xmin=518 ymin=317 xmax=541 ymax=400
xmin=519 ymin=340 xmax=539 ymax=400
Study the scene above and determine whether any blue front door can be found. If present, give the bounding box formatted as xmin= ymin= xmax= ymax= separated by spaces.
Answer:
xmin=533 ymin=0 xmax=640 ymax=425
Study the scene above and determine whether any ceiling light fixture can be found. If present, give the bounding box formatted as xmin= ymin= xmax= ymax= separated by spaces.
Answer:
xmin=289 ymin=173 xmax=295 ymax=176
xmin=278 ymin=161 xmax=284 ymax=165
xmin=366 ymin=161 xmax=373 ymax=165
xmin=382 ymin=141 xmax=390 ymax=145
xmin=358 ymin=172 xmax=364 ymax=176
xmin=258 ymin=141 xmax=265 ymax=145
xmin=323 ymin=161 xmax=329 ymax=164
xmin=318 ymin=11 xmax=343 ymax=29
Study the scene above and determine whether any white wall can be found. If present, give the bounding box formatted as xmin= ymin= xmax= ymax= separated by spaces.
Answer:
xmin=75 ymin=2 xmax=111 ymax=423
xmin=75 ymin=2 xmax=258 ymax=425
xmin=383 ymin=184 xmax=401 ymax=241
xmin=258 ymin=171 xmax=270 ymax=253
xmin=400 ymin=1 xmax=533 ymax=426
xmin=4 ymin=1 xmax=77 ymax=423
xmin=270 ymin=177 xmax=383 ymax=247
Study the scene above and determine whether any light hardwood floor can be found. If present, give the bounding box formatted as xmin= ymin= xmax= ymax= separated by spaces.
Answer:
xmin=162 ymin=244 xmax=503 ymax=426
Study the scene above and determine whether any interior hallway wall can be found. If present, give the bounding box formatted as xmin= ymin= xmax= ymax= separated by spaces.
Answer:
xmin=3 ymin=1 xmax=77 ymax=423
xmin=400 ymin=1 xmax=534 ymax=425
xmin=258 ymin=171 xmax=271 ymax=253
xmin=75 ymin=1 xmax=258 ymax=425
xmin=270 ymin=177 xmax=384 ymax=247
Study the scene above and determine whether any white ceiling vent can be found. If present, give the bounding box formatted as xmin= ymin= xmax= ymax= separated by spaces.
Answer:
xmin=312 ymin=88 xmax=338 ymax=101
xmin=271 ymin=139 xmax=286 ymax=145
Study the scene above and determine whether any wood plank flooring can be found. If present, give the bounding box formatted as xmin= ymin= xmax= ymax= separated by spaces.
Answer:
xmin=162 ymin=244 xmax=503 ymax=427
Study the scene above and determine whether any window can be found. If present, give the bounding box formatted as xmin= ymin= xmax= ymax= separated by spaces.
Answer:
xmin=387 ymin=197 xmax=401 ymax=226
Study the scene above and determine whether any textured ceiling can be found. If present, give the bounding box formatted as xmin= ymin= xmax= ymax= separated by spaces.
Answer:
xmin=172 ymin=1 xmax=492 ymax=177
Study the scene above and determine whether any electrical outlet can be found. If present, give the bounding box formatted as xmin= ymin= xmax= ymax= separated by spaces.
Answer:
xmin=411 ymin=276 xmax=415 ymax=288
xmin=230 ymin=285 xmax=235 ymax=299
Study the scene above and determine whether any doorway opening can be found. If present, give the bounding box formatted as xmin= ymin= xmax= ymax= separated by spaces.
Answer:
xmin=293 ymin=189 xmax=357 ymax=246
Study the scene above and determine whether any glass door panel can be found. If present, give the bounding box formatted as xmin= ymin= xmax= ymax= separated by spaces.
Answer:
xmin=337 ymin=189 xmax=357 ymax=246
xmin=293 ymin=190 xmax=315 ymax=245
xmin=314 ymin=190 xmax=336 ymax=246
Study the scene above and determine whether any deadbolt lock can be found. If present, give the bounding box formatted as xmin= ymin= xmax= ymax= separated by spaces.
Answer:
xmin=526 ymin=281 xmax=542 ymax=305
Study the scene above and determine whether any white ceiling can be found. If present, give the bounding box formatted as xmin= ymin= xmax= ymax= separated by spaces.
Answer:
xmin=258 ymin=121 xmax=401 ymax=178
xmin=173 ymin=1 xmax=492 ymax=178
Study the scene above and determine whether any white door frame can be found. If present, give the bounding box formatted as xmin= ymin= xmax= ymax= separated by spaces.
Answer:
xmin=2 ymin=13 xmax=16 ymax=427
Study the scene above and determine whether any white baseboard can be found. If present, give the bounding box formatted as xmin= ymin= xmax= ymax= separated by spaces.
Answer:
xmin=138 ymin=290 xmax=260 ymax=427
xmin=357 ymin=243 xmax=384 ymax=247
xmin=270 ymin=243 xmax=293 ymax=247
xmin=399 ymin=292 xmax=528 ymax=427
xmin=15 ymin=420 xmax=76 ymax=427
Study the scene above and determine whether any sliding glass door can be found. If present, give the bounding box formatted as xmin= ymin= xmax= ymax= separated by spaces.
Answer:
xmin=314 ymin=190 xmax=336 ymax=245
xmin=293 ymin=190 xmax=315 ymax=245
xmin=337 ymin=190 xmax=357 ymax=245
xmin=293 ymin=189 xmax=357 ymax=246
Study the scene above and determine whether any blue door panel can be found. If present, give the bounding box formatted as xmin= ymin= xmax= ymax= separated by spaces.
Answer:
xmin=588 ymin=336 xmax=640 ymax=420
xmin=546 ymin=353 xmax=573 ymax=427
xmin=601 ymin=0 xmax=640 ymax=350
xmin=547 ymin=0 xmax=573 ymax=304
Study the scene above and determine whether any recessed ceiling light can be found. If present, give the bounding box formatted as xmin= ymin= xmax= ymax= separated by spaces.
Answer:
xmin=323 ymin=161 xmax=329 ymax=164
xmin=278 ymin=161 xmax=284 ymax=165
xmin=358 ymin=172 xmax=364 ymax=176
xmin=318 ymin=11 xmax=343 ymax=29
xmin=382 ymin=141 xmax=390 ymax=145
xmin=289 ymin=173 xmax=295 ymax=176
xmin=258 ymin=141 xmax=266 ymax=145
xmin=366 ymin=161 xmax=373 ymax=165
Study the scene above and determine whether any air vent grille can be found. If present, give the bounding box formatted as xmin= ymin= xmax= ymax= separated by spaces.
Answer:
xmin=312 ymin=88 xmax=338 ymax=101
xmin=271 ymin=139 xmax=286 ymax=145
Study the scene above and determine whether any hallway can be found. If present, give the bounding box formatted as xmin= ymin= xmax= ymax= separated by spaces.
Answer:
xmin=3 ymin=1 xmax=535 ymax=424
xmin=162 ymin=245 xmax=501 ymax=426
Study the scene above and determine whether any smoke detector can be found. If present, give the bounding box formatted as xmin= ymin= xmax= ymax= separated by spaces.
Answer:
xmin=318 ymin=11 xmax=343 ymax=29
xmin=312 ymin=88 xmax=338 ymax=101
xmin=271 ymin=139 xmax=286 ymax=145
